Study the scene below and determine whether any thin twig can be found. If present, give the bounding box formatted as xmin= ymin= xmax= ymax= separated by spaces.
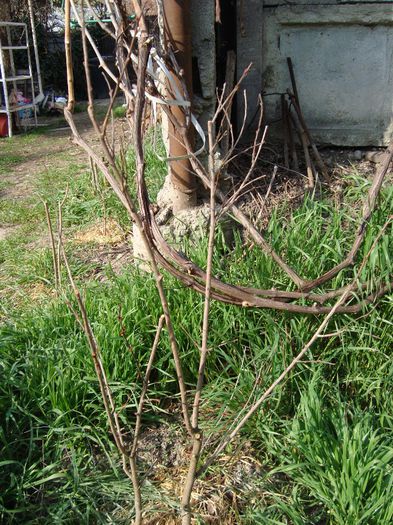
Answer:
xmin=131 ymin=314 xmax=165 ymax=457
xmin=61 ymin=240 xmax=144 ymax=523
xmin=181 ymin=120 xmax=218 ymax=524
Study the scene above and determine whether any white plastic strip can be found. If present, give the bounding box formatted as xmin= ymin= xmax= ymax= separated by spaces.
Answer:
xmin=125 ymin=30 xmax=207 ymax=159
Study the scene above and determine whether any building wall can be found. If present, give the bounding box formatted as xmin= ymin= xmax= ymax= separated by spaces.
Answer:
xmin=191 ymin=0 xmax=216 ymax=133
xmin=238 ymin=0 xmax=393 ymax=146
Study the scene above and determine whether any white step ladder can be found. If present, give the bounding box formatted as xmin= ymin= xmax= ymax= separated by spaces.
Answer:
xmin=0 ymin=21 xmax=38 ymax=138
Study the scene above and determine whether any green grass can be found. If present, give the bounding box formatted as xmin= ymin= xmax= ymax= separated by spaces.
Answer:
xmin=1 ymin=136 xmax=393 ymax=523
xmin=0 ymin=153 xmax=139 ymax=314
xmin=0 ymin=154 xmax=20 ymax=174
xmin=0 ymin=129 xmax=168 ymax=314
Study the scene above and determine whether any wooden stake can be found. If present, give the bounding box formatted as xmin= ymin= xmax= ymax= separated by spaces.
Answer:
xmin=286 ymin=99 xmax=299 ymax=171
xmin=281 ymin=94 xmax=289 ymax=169
xmin=64 ymin=0 xmax=75 ymax=112
xmin=287 ymin=57 xmax=328 ymax=179
xmin=290 ymin=111 xmax=315 ymax=188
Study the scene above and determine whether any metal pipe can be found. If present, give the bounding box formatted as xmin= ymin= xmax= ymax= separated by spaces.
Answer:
xmin=163 ymin=0 xmax=197 ymax=211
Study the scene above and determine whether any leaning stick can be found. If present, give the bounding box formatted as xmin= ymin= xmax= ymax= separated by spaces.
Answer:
xmin=287 ymin=57 xmax=300 ymax=106
xmin=287 ymin=57 xmax=328 ymax=178
xmin=281 ymin=94 xmax=289 ymax=169
xmin=300 ymin=128 xmax=315 ymax=188
xmin=290 ymin=92 xmax=328 ymax=180
xmin=289 ymin=107 xmax=314 ymax=187
xmin=286 ymin=98 xmax=299 ymax=171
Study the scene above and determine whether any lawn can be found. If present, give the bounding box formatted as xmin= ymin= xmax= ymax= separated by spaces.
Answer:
xmin=0 ymin=125 xmax=392 ymax=524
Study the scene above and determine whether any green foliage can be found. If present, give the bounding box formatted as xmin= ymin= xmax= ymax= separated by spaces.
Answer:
xmin=0 ymin=153 xmax=20 ymax=175
xmin=113 ymin=105 xmax=127 ymax=119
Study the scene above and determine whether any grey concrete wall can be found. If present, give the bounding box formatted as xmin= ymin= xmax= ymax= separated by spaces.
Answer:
xmin=191 ymin=0 xmax=216 ymax=133
xmin=240 ymin=1 xmax=393 ymax=146
xmin=236 ymin=0 xmax=263 ymax=133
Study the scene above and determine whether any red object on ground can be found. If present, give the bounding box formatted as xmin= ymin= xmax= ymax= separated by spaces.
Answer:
xmin=0 ymin=115 xmax=8 ymax=137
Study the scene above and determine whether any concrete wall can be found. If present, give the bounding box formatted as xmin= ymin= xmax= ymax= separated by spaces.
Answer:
xmin=239 ymin=0 xmax=393 ymax=146
xmin=236 ymin=0 xmax=263 ymax=133
xmin=191 ymin=0 xmax=216 ymax=133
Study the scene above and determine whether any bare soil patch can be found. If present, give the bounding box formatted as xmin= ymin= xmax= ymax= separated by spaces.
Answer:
xmin=0 ymin=224 xmax=18 ymax=241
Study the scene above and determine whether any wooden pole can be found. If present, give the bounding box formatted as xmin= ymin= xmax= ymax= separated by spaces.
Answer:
xmin=290 ymin=110 xmax=315 ymax=188
xmin=286 ymin=98 xmax=299 ymax=171
xmin=281 ymin=94 xmax=289 ymax=169
xmin=64 ymin=0 xmax=75 ymax=112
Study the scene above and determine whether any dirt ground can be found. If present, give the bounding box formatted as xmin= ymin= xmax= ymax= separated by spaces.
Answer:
xmin=1 ymin=103 xmax=383 ymax=221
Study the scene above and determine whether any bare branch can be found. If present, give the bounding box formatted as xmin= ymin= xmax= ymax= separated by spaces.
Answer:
xmin=131 ymin=314 xmax=165 ymax=457
xmin=181 ymin=120 xmax=218 ymax=524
